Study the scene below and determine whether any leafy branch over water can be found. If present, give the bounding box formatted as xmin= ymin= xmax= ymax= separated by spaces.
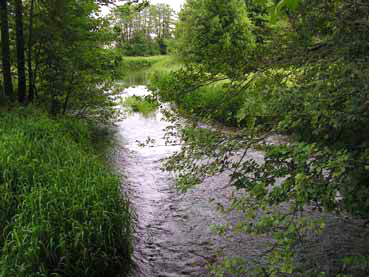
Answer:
xmin=149 ymin=0 xmax=369 ymax=275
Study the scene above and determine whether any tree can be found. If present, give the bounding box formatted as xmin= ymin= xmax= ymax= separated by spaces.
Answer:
xmin=15 ymin=0 xmax=26 ymax=103
xmin=0 ymin=0 xmax=13 ymax=99
xmin=27 ymin=0 xmax=35 ymax=102
xmin=175 ymin=0 xmax=256 ymax=79
xmin=111 ymin=3 xmax=175 ymax=56
xmin=0 ymin=0 xmax=148 ymax=113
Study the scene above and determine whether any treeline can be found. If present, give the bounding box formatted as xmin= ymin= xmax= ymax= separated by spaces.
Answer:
xmin=0 ymin=0 xmax=122 ymax=118
xmin=111 ymin=3 xmax=175 ymax=56
xmin=152 ymin=0 xmax=369 ymax=275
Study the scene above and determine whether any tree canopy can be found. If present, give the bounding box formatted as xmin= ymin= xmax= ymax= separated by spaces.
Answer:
xmin=175 ymin=0 xmax=256 ymax=78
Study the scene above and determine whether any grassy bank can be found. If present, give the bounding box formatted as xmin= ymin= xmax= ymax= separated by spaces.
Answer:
xmin=121 ymin=55 xmax=275 ymax=128
xmin=120 ymin=55 xmax=241 ymax=125
xmin=147 ymin=58 xmax=258 ymax=127
xmin=0 ymin=109 xmax=132 ymax=276
xmin=121 ymin=55 xmax=182 ymax=87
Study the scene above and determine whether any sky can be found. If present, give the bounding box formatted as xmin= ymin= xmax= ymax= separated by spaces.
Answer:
xmin=101 ymin=0 xmax=184 ymax=15
xmin=150 ymin=0 xmax=184 ymax=12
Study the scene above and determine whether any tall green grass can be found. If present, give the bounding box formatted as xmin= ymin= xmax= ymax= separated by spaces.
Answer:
xmin=0 ymin=110 xmax=132 ymax=276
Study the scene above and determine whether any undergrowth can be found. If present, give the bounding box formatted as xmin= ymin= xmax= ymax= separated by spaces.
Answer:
xmin=0 ymin=109 xmax=133 ymax=277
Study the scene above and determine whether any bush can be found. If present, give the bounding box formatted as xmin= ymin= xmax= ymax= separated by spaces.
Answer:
xmin=0 ymin=111 xmax=132 ymax=276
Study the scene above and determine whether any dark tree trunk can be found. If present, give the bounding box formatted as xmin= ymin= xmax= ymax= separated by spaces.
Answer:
xmin=27 ymin=0 xmax=35 ymax=102
xmin=0 ymin=0 xmax=13 ymax=98
xmin=15 ymin=0 xmax=26 ymax=103
xmin=62 ymin=90 xmax=71 ymax=115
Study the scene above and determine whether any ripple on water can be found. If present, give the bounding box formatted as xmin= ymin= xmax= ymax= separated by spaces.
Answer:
xmin=114 ymin=86 xmax=270 ymax=277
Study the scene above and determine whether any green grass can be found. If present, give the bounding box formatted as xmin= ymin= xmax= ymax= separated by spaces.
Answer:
xmin=146 ymin=55 xmax=182 ymax=74
xmin=149 ymin=67 xmax=247 ymax=126
xmin=122 ymin=95 xmax=159 ymax=116
xmin=120 ymin=55 xmax=182 ymax=87
xmin=0 ymin=109 xmax=133 ymax=276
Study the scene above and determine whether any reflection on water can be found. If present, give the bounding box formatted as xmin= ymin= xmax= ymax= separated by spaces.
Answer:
xmin=114 ymin=86 xmax=267 ymax=277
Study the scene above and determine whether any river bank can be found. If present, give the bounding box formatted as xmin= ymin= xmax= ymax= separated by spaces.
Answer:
xmin=0 ymin=109 xmax=133 ymax=276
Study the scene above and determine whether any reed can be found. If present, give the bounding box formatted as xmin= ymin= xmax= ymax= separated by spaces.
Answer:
xmin=0 ymin=110 xmax=133 ymax=276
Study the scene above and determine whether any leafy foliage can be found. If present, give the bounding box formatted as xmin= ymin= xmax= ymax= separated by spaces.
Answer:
xmin=1 ymin=0 xmax=126 ymax=121
xmin=151 ymin=0 xmax=369 ymax=275
xmin=175 ymin=0 xmax=256 ymax=79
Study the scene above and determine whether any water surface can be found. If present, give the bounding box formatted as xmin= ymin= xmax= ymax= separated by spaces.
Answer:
xmin=114 ymin=86 xmax=266 ymax=277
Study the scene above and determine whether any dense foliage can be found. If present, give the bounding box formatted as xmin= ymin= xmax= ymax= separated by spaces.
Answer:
xmin=150 ymin=0 xmax=369 ymax=275
xmin=0 ymin=110 xmax=132 ymax=276
xmin=0 ymin=0 xmax=125 ymax=120
xmin=175 ymin=0 xmax=255 ymax=78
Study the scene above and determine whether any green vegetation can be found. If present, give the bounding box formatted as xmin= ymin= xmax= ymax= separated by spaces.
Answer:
xmin=0 ymin=0 xmax=124 ymax=119
xmin=1 ymin=0 xmax=368 ymax=275
xmin=121 ymin=55 xmax=181 ymax=86
xmin=0 ymin=0 xmax=146 ymax=275
xmin=175 ymin=0 xmax=255 ymax=78
xmin=0 ymin=110 xmax=132 ymax=276
xmin=150 ymin=0 xmax=369 ymax=275
xmin=122 ymin=95 xmax=159 ymax=116
xmin=110 ymin=3 xmax=175 ymax=56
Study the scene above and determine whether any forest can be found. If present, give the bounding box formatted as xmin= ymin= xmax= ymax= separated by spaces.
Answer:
xmin=0 ymin=0 xmax=369 ymax=276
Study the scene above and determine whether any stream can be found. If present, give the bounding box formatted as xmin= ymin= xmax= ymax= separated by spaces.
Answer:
xmin=114 ymin=86 xmax=267 ymax=277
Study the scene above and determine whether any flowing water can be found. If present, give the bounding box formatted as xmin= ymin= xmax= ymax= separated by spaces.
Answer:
xmin=112 ymin=86 xmax=369 ymax=277
xmin=114 ymin=86 xmax=267 ymax=277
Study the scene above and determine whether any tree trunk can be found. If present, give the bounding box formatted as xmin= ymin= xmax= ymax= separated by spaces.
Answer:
xmin=62 ymin=90 xmax=71 ymax=115
xmin=27 ymin=0 xmax=35 ymax=103
xmin=15 ymin=0 xmax=26 ymax=103
xmin=0 ymin=0 xmax=13 ymax=98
